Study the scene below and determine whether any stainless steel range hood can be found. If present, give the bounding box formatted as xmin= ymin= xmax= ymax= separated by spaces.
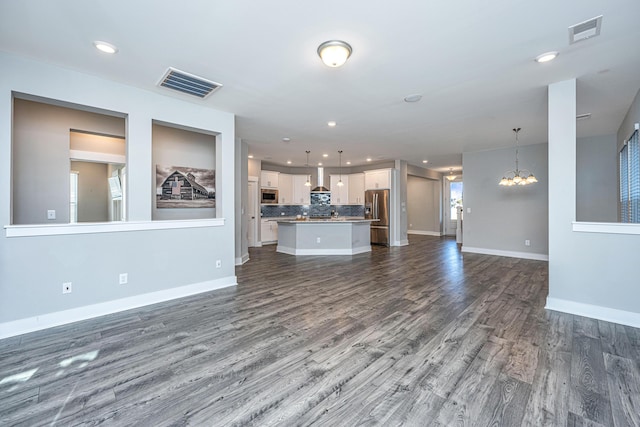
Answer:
xmin=311 ymin=167 xmax=330 ymax=192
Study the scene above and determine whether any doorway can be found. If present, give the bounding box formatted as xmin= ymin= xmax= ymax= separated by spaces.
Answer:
xmin=248 ymin=179 xmax=259 ymax=247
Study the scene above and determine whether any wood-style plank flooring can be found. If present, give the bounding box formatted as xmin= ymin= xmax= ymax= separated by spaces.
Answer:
xmin=1 ymin=235 xmax=639 ymax=426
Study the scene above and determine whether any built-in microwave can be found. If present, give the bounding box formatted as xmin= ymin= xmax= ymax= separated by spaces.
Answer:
xmin=261 ymin=188 xmax=279 ymax=204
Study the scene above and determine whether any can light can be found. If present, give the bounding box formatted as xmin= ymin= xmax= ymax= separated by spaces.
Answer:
xmin=93 ymin=41 xmax=118 ymax=54
xmin=535 ymin=51 xmax=558 ymax=63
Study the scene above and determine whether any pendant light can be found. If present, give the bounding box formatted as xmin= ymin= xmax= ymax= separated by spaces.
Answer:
xmin=304 ymin=150 xmax=312 ymax=187
xmin=337 ymin=150 xmax=344 ymax=187
xmin=445 ymin=168 xmax=457 ymax=181
xmin=499 ymin=128 xmax=538 ymax=186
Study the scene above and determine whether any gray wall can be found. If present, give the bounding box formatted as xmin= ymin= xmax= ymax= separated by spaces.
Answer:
xmin=1 ymin=52 xmax=236 ymax=331
xmin=71 ymin=161 xmax=109 ymax=222
xmin=576 ymin=134 xmax=618 ymax=222
xmin=12 ymin=98 xmax=125 ymax=224
xmin=548 ymin=80 xmax=640 ymax=324
xmin=152 ymin=123 xmax=216 ymax=220
xmin=407 ymin=175 xmax=441 ymax=234
xmin=462 ymin=142 xmax=549 ymax=256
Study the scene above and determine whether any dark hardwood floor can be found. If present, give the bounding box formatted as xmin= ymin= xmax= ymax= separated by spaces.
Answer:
xmin=1 ymin=235 xmax=639 ymax=426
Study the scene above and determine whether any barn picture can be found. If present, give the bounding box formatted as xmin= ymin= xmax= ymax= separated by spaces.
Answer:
xmin=156 ymin=165 xmax=215 ymax=208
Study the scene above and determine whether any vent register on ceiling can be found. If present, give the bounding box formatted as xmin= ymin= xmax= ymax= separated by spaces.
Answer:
xmin=158 ymin=67 xmax=222 ymax=98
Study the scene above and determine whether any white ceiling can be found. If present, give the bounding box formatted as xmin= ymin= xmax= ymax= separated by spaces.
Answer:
xmin=2 ymin=0 xmax=640 ymax=172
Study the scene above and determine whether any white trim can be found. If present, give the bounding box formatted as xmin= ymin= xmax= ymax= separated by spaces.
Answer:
xmin=5 ymin=218 xmax=225 ymax=238
xmin=398 ymin=239 xmax=409 ymax=246
xmin=461 ymin=246 xmax=549 ymax=261
xmin=69 ymin=149 xmax=126 ymax=164
xmin=546 ymin=297 xmax=640 ymax=329
xmin=408 ymin=230 xmax=442 ymax=236
xmin=0 ymin=276 xmax=237 ymax=339
xmin=261 ymin=240 xmax=277 ymax=245
xmin=276 ymin=245 xmax=371 ymax=256
xmin=235 ymin=253 xmax=250 ymax=265
xmin=572 ymin=221 xmax=640 ymax=235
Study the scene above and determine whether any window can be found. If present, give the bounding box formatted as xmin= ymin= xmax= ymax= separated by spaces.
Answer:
xmin=450 ymin=181 xmax=463 ymax=221
xmin=620 ymin=130 xmax=639 ymax=222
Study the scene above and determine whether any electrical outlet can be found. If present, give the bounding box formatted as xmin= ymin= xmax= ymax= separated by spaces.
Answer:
xmin=47 ymin=210 xmax=56 ymax=220
xmin=62 ymin=282 xmax=72 ymax=294
xmin=119 ymin=273 xmax=128 ymax=284
xmin=316 ymin=237 xmax=321 ymax=243
xmin=525 ymin=239 xmax=531 ymax=246
xmin=216 ymin=260 xmax=221 ymax=268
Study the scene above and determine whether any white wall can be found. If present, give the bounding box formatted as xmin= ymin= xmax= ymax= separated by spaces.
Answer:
xmin=462 ymin=143 xmax=549 ymax=259
xmin=547 ymin=80 xmax=640 ymax=328
xmin=576 ymin=134 xmax=618 ymax=222
xmin=0 ymin=52 xmax=236 ymax=337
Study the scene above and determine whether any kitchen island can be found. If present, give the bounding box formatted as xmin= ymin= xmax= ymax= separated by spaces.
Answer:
xmin=276 ymin=218 xmax=375 ymax=255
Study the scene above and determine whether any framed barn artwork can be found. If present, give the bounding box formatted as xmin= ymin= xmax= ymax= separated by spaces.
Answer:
xmin=156 ymin=165 xmax=215 ymax=208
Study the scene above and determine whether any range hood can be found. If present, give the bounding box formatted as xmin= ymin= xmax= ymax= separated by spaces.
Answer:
xmin=311 ymin=167 xmax=330 ymax=192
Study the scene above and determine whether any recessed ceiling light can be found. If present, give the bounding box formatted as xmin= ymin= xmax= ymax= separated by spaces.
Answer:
xmin=535 ymin=51 xmax=558 ymax=63
xmin=282 ymin=137 xmax=291 ymax=142
xmin=93 ymin=41 xmax=118 ymax=54
xmin=327 ymin=121 xmax=337 ymax=127
xmin=323 ymin=154 xmax=329 ymax=158
xmin=346 ymin=161 xmax=351 ymax=165
xmin=404 ymin=94 xmax=423 ymax=103
xmin=422 ymin=160 xmax=429 ymax=164
xmin=366 ymin=158 xmax=372 ymax=162
xmin=287 ymin=160 xmax=292 ymax=164
xmin=318 ymin=162 xmax=323 ymax=166
xmin=248 ymin=155 xmax=254 ymax=159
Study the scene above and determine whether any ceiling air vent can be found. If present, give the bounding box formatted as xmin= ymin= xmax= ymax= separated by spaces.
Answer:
xmin=568 ymin=15 xmax=603 ymax=44
xmin=158 ymin=67 xmax=222 ymax=99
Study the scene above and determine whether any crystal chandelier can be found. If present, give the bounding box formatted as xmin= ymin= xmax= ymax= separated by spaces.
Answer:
xmin=499 ymin=128 xmax=538 ymax=186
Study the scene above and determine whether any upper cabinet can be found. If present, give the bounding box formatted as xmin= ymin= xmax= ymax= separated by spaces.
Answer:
xmin=292 ymin=175 xmax=311 ymax=204
xmin=278 ymin=173 xmax=293 ymax=204
xmin=261 ymin=170 xmax=279 ymax=188
xmin=364 ymin=169 xmax=391 ymax=190
xmin=348 ymin=173 xmax=365 ymax=204
xmin=330 ymin=174 xmax=349 ymax=205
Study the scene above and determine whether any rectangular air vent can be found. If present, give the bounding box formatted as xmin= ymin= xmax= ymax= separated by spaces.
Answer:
xmin=568 ymin=15 xmax=602 ymax=44
xmin=158 ymin=67 xmax=222 ymax=98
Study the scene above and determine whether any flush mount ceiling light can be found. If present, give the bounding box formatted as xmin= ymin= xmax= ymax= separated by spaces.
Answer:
xmin=445 ymin=168 xmax=457 ymax=181
xmin=93 ymin=41 xmax=118 ymax=54
xmin=337 ymin=150 xmax=344 ymax=187
xmin=499 ymin=128 xmax=538 ymax=186
xmin=404 ymin=94 xmax=423 ymax=103
xmin=366 ymin=158 xmax=372 ymax=162
xmin=305 ymin=151 xmax=312 ymax=187
xmin=248 ymin=155 xmax=254 ymax=159
xmin=287 ymin=160 xmax=292 ymax=164
xmin=317 ymin=40 xmax=352 ymax=67
xmin=535 ymin=51 xmax=559 ymax=63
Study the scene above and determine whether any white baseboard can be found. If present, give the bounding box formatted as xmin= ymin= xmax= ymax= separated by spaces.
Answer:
xmin=276 ymin=245 xmax=371 ymax=256
xmin=461 ymin=246 xmax=549 ymax=261
xmin=235 ymin=253 xmax=250 ymax=265
xmin=0 ymin=276 xmax=237 ymax=339
xmin=408 ymin=230 xmax=442 ymax=236
xmin=546 ymin=297 xmax=640 ymax=328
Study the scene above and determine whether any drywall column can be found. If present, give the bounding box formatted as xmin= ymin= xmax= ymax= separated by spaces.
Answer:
xmin=394 ymin=160 xmax=409 ymax=246
xmin=127 ymin=114 xmax=152 ymax=221
xmin=548 ymin=79 xmax=576 ymax=300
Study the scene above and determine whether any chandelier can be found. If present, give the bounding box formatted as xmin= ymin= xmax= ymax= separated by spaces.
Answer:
xmin=445 ymin=168 xmax=457 ymax=181
xmin=499 ymin=128 xmax=538 ymax=186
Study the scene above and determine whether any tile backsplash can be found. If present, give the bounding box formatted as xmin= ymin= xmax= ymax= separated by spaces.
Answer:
xmin=261 ymin=204 xmax=365 ymax=218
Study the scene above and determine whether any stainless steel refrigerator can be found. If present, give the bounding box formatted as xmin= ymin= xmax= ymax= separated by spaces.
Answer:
xmin=365 ymin=189 xmax=390 ymax=246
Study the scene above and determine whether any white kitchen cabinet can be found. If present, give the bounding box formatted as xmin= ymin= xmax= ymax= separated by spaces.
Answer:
xmin=330 ymin=174 xmax=349 ymax=205
xmin=260 ymin=170 xmax=279 ymax=189
xmin=261 ymin=219 xmax=278 ymax=244
xmin=292 ymin=175 xmax=311 ymax=204
xmin=278 ymin=173 xmax=293 ymax=204
xmin=364 ymin=169 xmax=391 ymax=190
xmin=348 ymin=173 xmax=365 ymax=204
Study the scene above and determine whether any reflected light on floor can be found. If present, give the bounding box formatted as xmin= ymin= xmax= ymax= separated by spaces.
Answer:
xmin=0 ymin=368 xmax=38 ymax=392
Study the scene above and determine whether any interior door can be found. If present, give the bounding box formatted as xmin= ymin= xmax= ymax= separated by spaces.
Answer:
xmin=248 ymin=180 xmax=258 ymax=246
xmin=445 ymin=179 xmax=463 ymax=236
